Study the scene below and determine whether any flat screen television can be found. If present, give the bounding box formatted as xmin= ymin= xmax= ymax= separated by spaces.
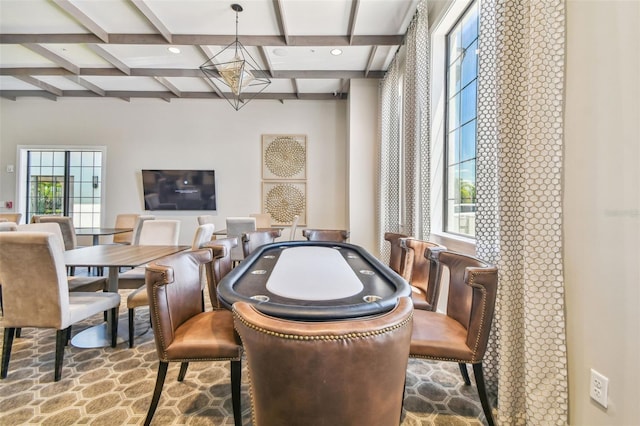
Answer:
xmin=141 ymin=169 xmax=216 ymax=211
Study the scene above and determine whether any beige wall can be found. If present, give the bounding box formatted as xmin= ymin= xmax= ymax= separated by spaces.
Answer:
xmin=0 ymin=98 xmax=349 ymax=245
xmin=564 ymin=0 xmax=640 ymax=424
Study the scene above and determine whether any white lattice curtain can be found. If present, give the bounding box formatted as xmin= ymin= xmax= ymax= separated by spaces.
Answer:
xmin=475 ymin=0 xmax=568 ymax=424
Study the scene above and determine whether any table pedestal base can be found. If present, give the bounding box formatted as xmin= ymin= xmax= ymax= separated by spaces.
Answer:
xmin=71 ymin=319 xmax=150 ymax=348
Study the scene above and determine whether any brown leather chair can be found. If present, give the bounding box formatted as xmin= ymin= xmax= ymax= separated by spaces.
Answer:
xmin=233 ymin=297 xmax=413 ymax=426
xmin=241 ymin=229 xmax=282 ymax=258
xmin=302 ymin=229 xmax=349 ymax=243
xmin=203 ymin=237 xmax=238 ymax=309
xmin=144 ymin=248 xmax=242 ymax=426
xmin=384 ymin=231 xmax=412 ymax=279
xmin=401 ymin=238 xmax=446 ymax=311
xmin=410 ymin=250 xmax=498 ymax=426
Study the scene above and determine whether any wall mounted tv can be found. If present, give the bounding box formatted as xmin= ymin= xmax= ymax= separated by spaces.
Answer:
xmin=141 ymin=169 xmax=216 ymax=211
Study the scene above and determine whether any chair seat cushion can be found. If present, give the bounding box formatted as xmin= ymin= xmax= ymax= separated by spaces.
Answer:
xmin=118 ymin=266 xmax=146 ymax=289
xmin=410 ymin=310 xmax=474 ymax=362
xmin=67 ymin=292 xmax=121 ymax=327
xmin=67 ymin=276 xmax=106 ymax=292
xmin=165 ymin=310 xmax=241 ymax=360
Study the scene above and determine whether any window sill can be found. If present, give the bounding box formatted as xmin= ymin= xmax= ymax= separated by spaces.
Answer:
xmin=429 ymin=232 xmax=476 ymax=256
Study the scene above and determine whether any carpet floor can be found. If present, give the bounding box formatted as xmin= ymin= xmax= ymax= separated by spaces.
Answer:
xmin=0 ymin=289 xmax=489 ymax=426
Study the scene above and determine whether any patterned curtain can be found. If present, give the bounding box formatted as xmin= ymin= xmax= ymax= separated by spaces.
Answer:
xmin=475 ymin=0 xmax=568 ymax=424
xmin=378 ymin=0 xmax=430 ymax=259
xmin=403 ymin=0 xmax=431 ymax=240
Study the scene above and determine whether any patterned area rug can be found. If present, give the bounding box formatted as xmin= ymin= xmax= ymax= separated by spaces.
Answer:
xmin=0 ymin=290 xmax=488 ymax=425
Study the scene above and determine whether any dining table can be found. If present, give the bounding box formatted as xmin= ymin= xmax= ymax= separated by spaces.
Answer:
xmin=217 ymin=241 xmax=411 ymax=320
xmin=64 ymin=244 xmax=189 ymax=348
xmin=75 ymin=227 xmax=133 ymax=246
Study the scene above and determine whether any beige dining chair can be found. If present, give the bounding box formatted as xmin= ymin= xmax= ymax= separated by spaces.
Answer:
xmin=0 ymin=213 xmax=22 ymax=224
xmin=197 ymin=215 xmax=216 ymax=226
xmin=130 ymin=215 xmax=156 ymax=246
xmin=126 ymin=223 xmax=213 ymax=347
xmin=277 ymin=214 xmax=300 ymax=242
xmin=112 ymin=213 xmax=140 ymax=244
xmin=0 ymin=232 xmax=120 ymax=382
xmin=226 ymin=217 xmax=257 ymax=264
xmin=249 ymin=213 xmax=272 ymax=228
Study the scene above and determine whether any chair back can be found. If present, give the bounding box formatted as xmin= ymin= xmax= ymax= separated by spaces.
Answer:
xmin=437 ymin=250 xmax=498 ymax=358
xmin=138 ymin=219 xmax=179 ymax=245
xmin=302 ymin=229 xmax=349 ymax=243
xmin=233 ymin=297 xmax=414 ymax=426
xmin=145 ymin=249 xmax=214 ymax=361
xmin=17 ymin=223 xmax=66 ymax=252
xmin=113 ymin=213 xmax=140 ymax=244
xmin=197 ymin=215 xmax=215 ymax=225
xmin=203 ymin=237 xmax=237 ymax=308
xmin=249 ymin=213 xmax=271 ymax=228
xmin=38 ymin=216 xmax=77 ymax=250
xmin=402 ymin=239 xmax=446 ymax=311
xmin=226 ymin=217 xmax=257 ymax=261
xmin=0 ymin=213 xmax=22 ymax=224
xmin=192 ymin=224 xmax=216 ymax=291
xmin=277 ymin=214 xmax=300 ymax=242
xmin=384 ymin=232 xmax=411 ymax=278
xmin=241 ymin=229 xmax=282 ymax=257
xmin=0 ymin=232 xmax=70 ymax=329
xmin=131 ymin=215 xmax=155 ymax=245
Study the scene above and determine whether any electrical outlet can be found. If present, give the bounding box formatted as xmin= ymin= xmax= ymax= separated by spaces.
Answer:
xmin=590 ymin=369 xmax=608 ymax=408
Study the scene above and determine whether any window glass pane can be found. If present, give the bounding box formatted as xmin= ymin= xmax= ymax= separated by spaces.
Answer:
xmin=448 ymin=26 xmax=462 ymax=64
xmin=41 ymin=152 xmax=53 ymax=167
xmin=70 ymin=151 xmax=81 ymax=165
xmin=447 ymin=129 xmax=460 ymax=166
xmin=448 ymin=95 xmax=460 ymax=130
xmin=446 ymin=199 xmax=458 ymax=233
xmin=53 ymin=151 xmax=65 ymax=166
xmin=447 ymin=165 xmax=460 ymax=202
xmin=460 ymin=80 xmax=477 ymax=124
xmin=82 ymin=151 xmax=95 ymax=166
xmin=448 ymin=57 xmax=462 ymax=98
xmin=460 ymin=120 xmax=476 ymax=162
xmin=30 ymin=152 xmax=41 ymax=167
xmin=460 ymin=40 xmax=477 ymax=87
xmin=460 ymin=160 xmax=476 ymax=205
xmin=461 ymin=3 xmax=479 ymax=48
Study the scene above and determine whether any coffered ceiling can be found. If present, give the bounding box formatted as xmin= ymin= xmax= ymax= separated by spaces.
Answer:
xmin=0 ymin=0 xmax=420 ymax=103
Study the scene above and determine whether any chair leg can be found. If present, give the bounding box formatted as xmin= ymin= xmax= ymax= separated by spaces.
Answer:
xmin=111 ymin=307 xmax=119 ymax=348
xmin=472 ymin=363 xmax=495 ymax=426
xmin=231 ymin=359 xmax=241 ymax=426
xmin=459 ymin=362 xmax=471 ymax=385
xmin=54 ymin=328 xmax=69 ymax=381
xmin=144 ymin=361 xmax=169 ymax=426
xmin=177 ymin=362 xmax=189 ymax=381
xmin=65 ymin=327 xmax=72 ymax=345
xmin=1 ymin=328 xmax=16 ymax=379
xmin=128 ymin=308 xmax=135 ymax=348
xmin=15 ymin=328 xmax=21 ymax=338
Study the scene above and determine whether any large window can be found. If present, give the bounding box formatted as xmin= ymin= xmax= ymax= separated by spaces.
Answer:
xmin=21 ymin=148 xmax=104 ymax=227
xmin=444 ymin=2 xmax=478 ymax=237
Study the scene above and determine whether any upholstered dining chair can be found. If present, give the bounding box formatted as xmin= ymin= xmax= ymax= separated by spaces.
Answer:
xmin=409 ymin=249 xmax=498 ymax=426
xmin=400 ymin=238 xmax=446 ymax=311
xmin=277 ymin=214 xmax=300 ymax=242
xmin=36 ymin=216 xmax=80 ymax=274
xmin=241 ymin=229 xmax=282 ymax=258
xmin=144 ymin=248 xmax=242 ymax=426
xmin=302 ymin=229 xmax=350 ymax=243
xmin=0 ymin=213 xmax=22 ymax=224
xmin=249 ymin=212 xmax=272 ymax=228
xmin=112 ymin=213 xmax=140 ymax=244
xmin=126 ymin=223 xmax=213 ymax=347
xmin=0 ymin=232 xmax=120 ymax=382
xmin=130 ymin=215 xmax=156 ymax=246
xmin=226 ymin=217 xmax=257 ymax=263
xmin=197 ymin=214 xmax=215 ymax=226
xmin=202 ymin=237 xmax=237 ymax=309
xmin=384 ymin=232 xmax=412 ymax=279
xmin=233 ymin=297 xmax=413 ymax=426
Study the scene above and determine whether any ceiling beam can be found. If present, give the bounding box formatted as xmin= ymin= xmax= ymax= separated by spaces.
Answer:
xmin=65 ymin=75 xmax=105 ymax=96
xmin=51 ymin=0 xmax=109 ymax=43
xmin=292 ymin=79 xmax=299 ymax=99
xmin=23 ymin=44 xmax=79 ymax=74
xmin=347 ymin=0 xmax=360 ymax=46
xmin=0 ymin=90 xmax=58 ymax=101
xmin=0 ymin=67 xmax=386 ymax=79
xmin=130 ymin=0 xmax=173 ymax=44
xmin=154 ymin=77 xmax=181 ymax=97
xmin=13 ymin=76 xmax=62 ymax=96
xmin=272 ymin=0 xmax=290 ymax=45
xmin=86 ymin=44 xmax=131 ymax=75
xmin=364 ymin=45 xmax=378 ymax=78
xmin=258 ymin=46 xmax=274 ymax=78
xmin=0 ymin=34 xmax=403 ymax=47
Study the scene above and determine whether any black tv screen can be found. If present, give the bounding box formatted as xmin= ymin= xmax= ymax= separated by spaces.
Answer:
xmin=142 ymin=170 xmax=216 ymax=211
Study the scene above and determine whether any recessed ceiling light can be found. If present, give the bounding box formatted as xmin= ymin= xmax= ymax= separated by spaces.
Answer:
xmin=168 ymin=47 xmax=181 ymax=54
xmin=331 ymin=49 xmax=343 ymax=56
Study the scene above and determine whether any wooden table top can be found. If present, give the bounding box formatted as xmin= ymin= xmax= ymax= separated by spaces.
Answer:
xmin=64 ymin=244 xmax=189 ymax=268
xmin=74 ymin=227 xmax=133 ymax=237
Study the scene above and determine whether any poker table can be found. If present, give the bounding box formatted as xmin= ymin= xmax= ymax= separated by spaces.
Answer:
xmin=217 ymin=241 xmax=411 ymax=320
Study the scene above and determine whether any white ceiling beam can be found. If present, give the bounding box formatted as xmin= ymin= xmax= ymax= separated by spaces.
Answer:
xmin=65 ymin=75 xmax=105 ymax=96
xmin=51 ymin=0 xmax=109 ymax=43
xmin=258 ymin=47 xmax=274 ymax=78
xmin=13 ymin=76 xmax=62 ymax=97
xmin=364 ymin=45 xmax=378 ymax=78
xmin=272 ymin=0 xmax=290 ymax=45
xmin=154 ymin=77 xmax=181 ymax=97
xmin=86 ymin=45 xmax=131 ymax=75
xmin=292 ymin=79 xmax=299 ymax=99
xmin=23 ymin=44 xmax=79 ymax=74
xmin=130 ymin=0 xmax=173 ymax=44
xmin=347 ymin=0 xmax=360 ymax=46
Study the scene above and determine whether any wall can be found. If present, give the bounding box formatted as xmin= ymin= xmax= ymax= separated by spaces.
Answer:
xmin=0 ymin=97 xmax=348 ymax=245
xmin=564 ymin=1 xmax=640 ymax=424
